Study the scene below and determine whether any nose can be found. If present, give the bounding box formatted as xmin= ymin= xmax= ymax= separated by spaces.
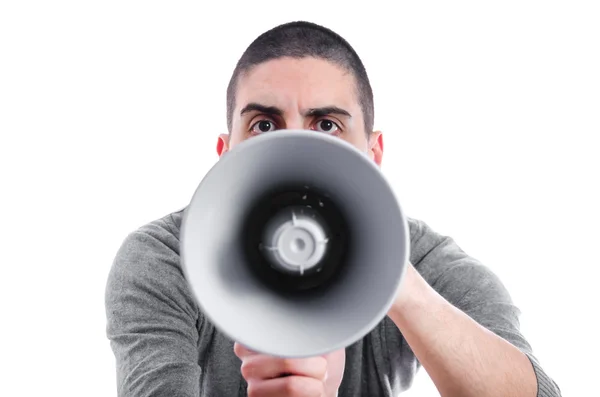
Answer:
xmin=282 ymin=114 xmax=306 ymax=131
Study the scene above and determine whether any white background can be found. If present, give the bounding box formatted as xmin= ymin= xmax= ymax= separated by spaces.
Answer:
xmin=1 ymin=1 xmax=598 ymax=396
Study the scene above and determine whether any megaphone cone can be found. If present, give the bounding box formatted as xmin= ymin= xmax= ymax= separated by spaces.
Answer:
xmin=181 ymin=130 xmax=409 ymax=358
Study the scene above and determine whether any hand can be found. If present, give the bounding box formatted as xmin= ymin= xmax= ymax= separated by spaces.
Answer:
xmin=234 ymin=342 xmax=345 ymax=397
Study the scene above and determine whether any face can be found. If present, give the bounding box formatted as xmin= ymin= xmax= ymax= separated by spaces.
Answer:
xmin=217 ymin=57 xmax=383 ymax=165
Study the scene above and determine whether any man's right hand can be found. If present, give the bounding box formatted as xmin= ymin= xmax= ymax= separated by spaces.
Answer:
xmin=233 ymin=342 xmax=345 ymax=397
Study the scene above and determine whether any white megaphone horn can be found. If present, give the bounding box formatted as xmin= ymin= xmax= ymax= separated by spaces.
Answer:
xmin=181 ymin=130 xmax=409 ymax=358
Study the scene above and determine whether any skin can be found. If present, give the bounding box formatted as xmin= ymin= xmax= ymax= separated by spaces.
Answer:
xmin=219 ymin=57 xmax=538 ymax=397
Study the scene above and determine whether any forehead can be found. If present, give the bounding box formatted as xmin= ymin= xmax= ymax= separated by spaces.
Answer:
xmin=235 ymin=57 xmax=360 ymax=113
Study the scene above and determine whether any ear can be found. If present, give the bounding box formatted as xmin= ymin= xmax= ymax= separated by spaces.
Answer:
xmin=368 ymin=131 xmax=384 ymax=166
xmin=216 ymin=133 xmax=230 ymax=157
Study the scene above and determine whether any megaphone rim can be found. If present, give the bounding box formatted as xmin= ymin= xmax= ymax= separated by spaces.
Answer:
xmin=180 ymin=129 xmax=410 ymax=357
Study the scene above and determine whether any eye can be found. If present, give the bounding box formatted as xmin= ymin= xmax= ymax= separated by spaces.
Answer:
xmin=250 ymin=119 xmax=277 ymax=134
xmin=313 ymin=119 xmax=340 ymax=134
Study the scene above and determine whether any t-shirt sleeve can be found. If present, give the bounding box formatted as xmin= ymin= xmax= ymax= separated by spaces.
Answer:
xmin=407 ymin=218 xmax=561 ymax=396
xmin=105 ymin=221 xmax=202 ymax=397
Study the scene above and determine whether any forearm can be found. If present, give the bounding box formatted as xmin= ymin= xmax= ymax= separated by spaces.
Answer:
xmin=388 ymin=264 xmax=537 ymax=397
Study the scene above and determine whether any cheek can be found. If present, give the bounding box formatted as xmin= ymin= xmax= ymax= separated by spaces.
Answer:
xmin=229 ymin=131 xmax=251 ymax=148
xmin=341 ymin=134 xmax=369 ymax=153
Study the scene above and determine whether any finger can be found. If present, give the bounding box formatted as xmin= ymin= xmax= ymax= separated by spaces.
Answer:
xmin=233 ymin=342 xmax=259 ymax=359
xmin=241 ymin=355 xmax=328 ymax=381
xmin=247 ymin=376 xmax=324 ymax=397
xmin=321 ymin=348 xmax=346 ymax=394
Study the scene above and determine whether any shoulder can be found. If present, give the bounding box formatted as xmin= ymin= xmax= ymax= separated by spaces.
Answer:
xmin=107 ymin=207 xmax=188 ymax=294
xmin=406 ymin=216 xmax=453 ymax=273
xmin=106 ymin=207 xmax=200 ymax=317
xmin=407 ymin=217 xmax=447 ymax=253
xmin=113 ymin=208 xmax=185 ymax=263
xmin=405 ymin=216 xmax=510 ymax=305
xmin=405 ymin=216 xmax=490 ymax=286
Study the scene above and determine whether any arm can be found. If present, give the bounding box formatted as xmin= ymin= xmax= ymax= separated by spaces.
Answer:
xmin=105 ymin=223 xmax=201 ymax=396
xmin=387 ymin=219 xmax=560 ymax=397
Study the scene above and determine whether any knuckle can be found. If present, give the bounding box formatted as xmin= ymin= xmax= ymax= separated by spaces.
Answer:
xmin=315 ymin=356 xmax=328 ymax=375
xmin=234 ymin=342 xmax=256 ymax=358
xmin=282 ymin=376 xmax=323 ymax=396
xmin=280 ymin=358 xmax=297 ymax=373
xmin=233 ymin=342 xmax=244 ymax=357
xmin=282 ymin=376 xmax=304 ymax=395
xmin=239 ymin=359 xmax=254 ymax=379
xmin=246 ymin=382 xmax=259 ymax=397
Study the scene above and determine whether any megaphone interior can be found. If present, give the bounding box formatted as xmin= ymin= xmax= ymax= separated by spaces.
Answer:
xmin=181 ymin=130 xmax=409 ymax=358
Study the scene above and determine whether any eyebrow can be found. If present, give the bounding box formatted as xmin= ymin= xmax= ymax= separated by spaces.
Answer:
xmin=240 ymin=103 xmax=283 ymax=117
xmin=240 ymin=103 xmax=352 ymax=118
xmin=305 ymin=106 xmax=351 ymax=118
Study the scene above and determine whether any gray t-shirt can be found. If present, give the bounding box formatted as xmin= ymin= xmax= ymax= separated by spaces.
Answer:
xmin=105 ymin=208 xmax=560 ymax=396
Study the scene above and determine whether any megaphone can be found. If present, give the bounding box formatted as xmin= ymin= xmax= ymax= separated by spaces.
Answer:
xmin=181 ymin=130 xmax=409 ymax=358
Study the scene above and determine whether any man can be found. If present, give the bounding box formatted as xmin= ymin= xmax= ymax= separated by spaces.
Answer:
xmin=105 ymin=21 xmax=560 ymax=397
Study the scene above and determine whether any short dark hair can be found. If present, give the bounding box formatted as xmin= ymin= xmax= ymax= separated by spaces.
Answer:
xmin=226 ymin=21 xmax=374 ymax=135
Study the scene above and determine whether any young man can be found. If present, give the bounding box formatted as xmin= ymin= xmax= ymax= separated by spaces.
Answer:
xmin=105 ymin=21 xmax=560 ymax=397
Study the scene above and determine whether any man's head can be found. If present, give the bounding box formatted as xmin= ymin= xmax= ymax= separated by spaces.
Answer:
xmin=217 ymin=21 xmax=383 ymax=165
